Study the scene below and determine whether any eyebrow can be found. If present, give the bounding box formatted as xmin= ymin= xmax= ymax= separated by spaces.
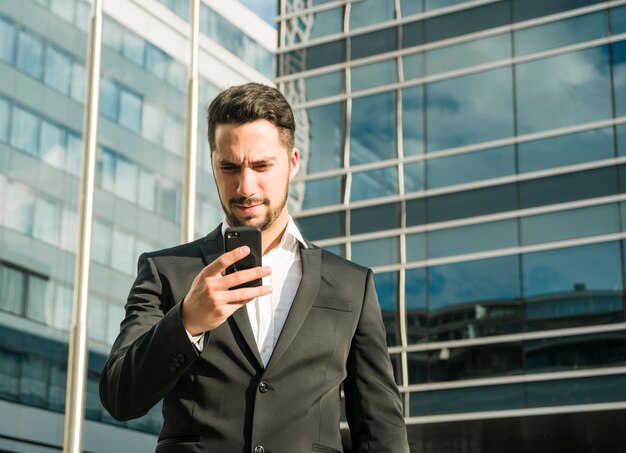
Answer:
xmin=217 ymin=157 xmax=277 ymax=167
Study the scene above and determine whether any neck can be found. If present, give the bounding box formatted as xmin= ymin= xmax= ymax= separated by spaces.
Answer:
xmin=261 ymin=211 xmax=289 ymax=255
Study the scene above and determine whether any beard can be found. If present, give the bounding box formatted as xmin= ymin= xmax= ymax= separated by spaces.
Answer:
xmin=221 ymin=181 xmax=289 ymax=232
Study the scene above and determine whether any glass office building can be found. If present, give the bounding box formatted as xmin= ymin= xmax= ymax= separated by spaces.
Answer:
xmin=278 ymin=0 xmax=626 ymax=450
xmin=0 ymin=0 xmax=275 ymax=451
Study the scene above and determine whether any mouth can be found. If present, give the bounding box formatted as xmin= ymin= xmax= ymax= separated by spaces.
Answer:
xmin=230 ymin=198 xmax=267 ymax=215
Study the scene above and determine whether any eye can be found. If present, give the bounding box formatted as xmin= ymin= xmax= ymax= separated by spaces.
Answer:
xmin=220 ymin=164 xmax=240 ymax=173
xmin=253 ymin=162 xmax=272 ymax=171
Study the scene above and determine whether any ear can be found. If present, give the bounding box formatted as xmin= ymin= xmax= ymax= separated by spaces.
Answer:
xmin=289 ymin=148 xmax=300 ymax=180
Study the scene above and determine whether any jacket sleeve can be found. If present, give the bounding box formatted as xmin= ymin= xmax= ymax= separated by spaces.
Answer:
xmin=344 ymin=269 xmax=410 ymax=452
xmin=99 ymin=253 xmax=201 ymax=421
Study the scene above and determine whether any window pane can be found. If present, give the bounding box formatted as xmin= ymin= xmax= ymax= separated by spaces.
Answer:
xmin=50 ymin=0 xmax=75 ymax=22
xmin=33 ymin=197 xmax=61 ymax=245
xmin=145 ymin=45 xmax=167 ymax=79
xmin=351 ymin=202 xmax=401 ymax=235
xmin=304 ymin=71 xmax=343 ymax=101
xmin=350 ymin=0 xmax=395 ymax=30
xmin=5 ymin=183 xmax=34 ymax=234
xmin=302 ymin=102 xmax=343 ymax=173
xmin=521 ymin=204 xmax=620 ymax=246
xmin=92 ymin=221 xmax=111 ymax=265
xmin=401 ymin=0 xmax=423 ymax=16
xmin=70 ymin=62 xmax=86 ymax=103
xmin=351 ymin=166 xmax=398 ymax=202
xmin=20 ymin=354 xmax=48 ymax=406
xmin=519 ymin=127 xmax=615 ymax=173
xmin=351 ymin=27 xmax=397 ymax=60
xmin=402 ymin=86 xmax=425 ymax=156
xmin=65 ymin=133 xmax=82 ymax=176
xmin=119 ymin=89 xmax=142 ymax=132
xmin=614 ymin=40 xmax=626 ymax=118
xmin=17 ymin=30 xmax=44 ymax=79
xmin=425 ymin=0 xmax=472 ymax=10
xmin=296 ymin=212 xmax=345 ymax=241
xmin=88 ymin=297 xmax=108 ymax=343
xmin=425 ymin=33 xmax=510 ymax=75
xmin=429 ymin=219 xmax=518 ymax=259
xmin=406 ymin=233 xmax=427 ymax=262
xmin=0 ymin=266 xmax=25 ymax=315
xmin=141 ymin=102 xmax=164 ymax=143
xmin=114 ymin=156 xmax=138 ymax=202
xmin=351 ymin=91 xmax=396 ymax=164
xmin=373 ymin=271 xmax=400 ymax=347
xmin=53 ymin=285 xmax=72 ymax=331
xmin=122 ymin=31 xmax=145 ymax=66
xmin=138 ymin=170 xmax=156 ymax=211
xmin=426 ymin=67 xmax=514 ymax=151
xmin=516 ymin=46 xmax=613 ymax=135
xmin=0 ymin=16 xmax=16 ymax=64
xmin=405 ymin=268 xmax=427 ymax=344
xmin=10 ymin=106 xmax=40 ymax=155
xmin=60 ymin=208 xmax=78 ymax=252
xmin=163 ymin=115 xmax=183 ymax=155
xmin=111 ymin=229 xmax=135 ymax=274
xmin=612 ymin=6 xmax=626 ymax=34
xmin=0 ymin=97 xmax=10 ymax=142
xmin=427 ymin=146 xmax=515 ymax=188
xmin=44 ymin=46 xmax=72 ymax=94
xmin=514 ymin=11 xmax=608 ymax=56
xmin=403 ymin=161 xmax=425 ymax=193
xmin=351 ymin=59 xmax=397 ymax=92
xmin=522 ymin=241 xmax=623 ymax=298
xmin=99 ymin=78 xmax=119 ymax=120
xmin=429 ymin=255 xmax=521 ymax=312
xmin=97 ymin=148 xmax=115 ymax=192
xmin=403 ymin=53 xmax=423 ymax=81
xmin=26 ymin=275 xmax=54 ymax=325
xmin=103 ymin=18 xmax=123 ymax=52
xmin=301 ymin=176 xmax=343 ymax=209
xmin=40 ymin=120 xmax=66 ymax=168
xmin=352 ymin=237 xmax=399 ymax=268
xmin=310 ymin=7 xmax=343 ymax=39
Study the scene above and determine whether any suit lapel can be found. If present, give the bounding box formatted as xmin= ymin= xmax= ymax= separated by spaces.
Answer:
xmin=199 ymin=225 xmax=263 ymax=368
xmin=266 ymin=244 xmax=321 ymax=372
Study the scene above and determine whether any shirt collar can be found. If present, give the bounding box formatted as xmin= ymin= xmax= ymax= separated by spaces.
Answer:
xmin=221 ymin=216 xmax=307 ymax=251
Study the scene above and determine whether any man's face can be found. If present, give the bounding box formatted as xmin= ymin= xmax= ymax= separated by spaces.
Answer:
xmin=211 ymin=119 xmax=299 ymax=231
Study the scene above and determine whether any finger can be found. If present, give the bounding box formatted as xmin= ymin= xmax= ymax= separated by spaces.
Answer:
xmin=219 ymin=285 xmax=273 ymax=305
xmin=201 ymin=246 xmax=252 ymax=277
xmin=218 ymin=266 xmax=271 ymax=290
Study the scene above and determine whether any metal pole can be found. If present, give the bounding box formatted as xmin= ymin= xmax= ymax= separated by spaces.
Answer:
xmin=62 ymin=0 xmax=102 ymax=451
xmin=182 ymin=0 xmax=200 ymax=243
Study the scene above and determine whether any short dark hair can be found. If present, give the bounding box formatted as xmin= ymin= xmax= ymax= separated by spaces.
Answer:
xmin=207 ymin=83 xmax=295 ymax=152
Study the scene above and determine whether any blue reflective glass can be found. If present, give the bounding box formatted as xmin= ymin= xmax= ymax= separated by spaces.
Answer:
xmin=350 ymin=0 xmax=395 ymax=30
xmin=40 ymin=120 xmax=66 ymax=168
xmin=402 ymin=86 xmax=425 ymax=156
xmin=521 ymin=204 xmax=620 ymax=246
xmin=145 ymin=45 xmax=167 ymax=79
xmin=70 ymin=62 xmax=86 ymax=103
xmin=351 ymin=59 xmax=397 ymax=92
xmin=119 ymin=89 xmax=142 ymax=132
xmin=526 ymin=375 xmax=626 ymax=408
xmin=310 ymin=7 xmax=343 ymax=39
xmin=17 ymin=30 xmax=44 ymax=79
xmin=406 ymin=233 xmax=427 ymax=262
xmin=0 ymin=16 xmax=15 ymax=64
xmin=50 ymin=0 xmax=75 ymax=22
xmin=351 ymin=91 xmax=396 ymax=165
xmin=613 ymin=40 xmax=626 ymax=118
xmin=0 ymin=97 xmax=9 ymax=142
xmin=403 ymin=53 xmax=422 ymax=80
xmin=405 ymin=268 xmax=427 ymax=345
xmin=522 ymin=242 xmax=623 ymax=299
xmin=516 ymin=46 xmax=613 ymax=135
xmin=519 ymin=127 xmax=615 ymax=173
xmin=429 ymin=255 xmax=521 ymax=312
xmin=426 ymin=67 xmax=514 ymax=151
xmin=401 ymin=0 xmax=423 ymax=16
xmin=429 ymin=220 xmax=518 ymax=259
xmin=373 ymin=271 xmax=400 ymax=346
xmin=352 ymin=238 xmax=399 ymax=268
xmin=426 ymin=383 xmax=525 ymax=414
xmin=425 ymin=0 xmax=473 ymax=11
xmin=612 ymin=6 xmax=626 ymax=34
xmin=404 ymin=161 xmax=425 ymax=193
xmin=425 ymin=33 xmax=510 ymax=75
xmin=10 ymin=106 xmax=39 ymax=155
xmin=427 ymin=145 xmax=515 ymax=188
xmin=102 ymin=18 xmax=123 ymax=52
xmin=296 ymin=212 xmax=345 ymax=240
xmin=122 ymin=31 xmax=145 ymax=66
xmin=44 ymin=46 xmax=72 ymax=94
xmin=304 ymin=102 xmax=343 ymax=173
xmin=301 ymin=176 xmax=343 ymax=209
xmin=618 ymin=124 xmax=626 ymax=157
xmin=351 ymin=203 xmax=401 ymax=235
xmin=99 ymin=78 xmax=119 ymax=120
xmin=351 ymin=166 xmax=398 ymax=202
xmin=305 ymin=71 xmax=343 ymax=100
xmin=515 ymin=11 xmax=609 ymax=56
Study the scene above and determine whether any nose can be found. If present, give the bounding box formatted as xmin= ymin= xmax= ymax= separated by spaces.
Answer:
xmin=237 ymin=168 xmax=256 ymax=197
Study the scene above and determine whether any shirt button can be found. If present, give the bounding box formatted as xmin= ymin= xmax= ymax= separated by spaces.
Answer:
xmin=253 ymin=446 xmax=264 ymax=453
xmin=258 ymin=381 xmax=269 ymax=393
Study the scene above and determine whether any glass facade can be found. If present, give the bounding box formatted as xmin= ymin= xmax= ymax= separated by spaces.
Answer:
xmin=0 ymin=0 xmax=275 ymax=451
xmin=279 ymin=0 xmax=626 ymax=449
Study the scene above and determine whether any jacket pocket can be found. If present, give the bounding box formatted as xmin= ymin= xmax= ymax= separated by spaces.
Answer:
xmin=312 ymin=297 xmax=352 ymax=312
xmin=312 ymin=443 xmax=342 ymax=453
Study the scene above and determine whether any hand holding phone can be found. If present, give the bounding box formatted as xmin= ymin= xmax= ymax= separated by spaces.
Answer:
xmin=224 ymin=226 xmax=263 ymax=289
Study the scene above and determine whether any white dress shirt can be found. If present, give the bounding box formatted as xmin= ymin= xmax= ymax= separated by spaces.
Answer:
xmin=187 ymin=217 xmax=306 ymax=367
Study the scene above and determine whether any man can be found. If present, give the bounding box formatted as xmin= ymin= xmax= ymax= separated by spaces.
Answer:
xmin=99 ymin=83 xmax=409 ymax=453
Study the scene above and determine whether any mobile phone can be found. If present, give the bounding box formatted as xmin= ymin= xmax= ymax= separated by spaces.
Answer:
xmin=224 ymin=226 xmax=262 ymax=289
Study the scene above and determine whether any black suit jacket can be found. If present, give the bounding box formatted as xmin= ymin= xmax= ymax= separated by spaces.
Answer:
xmin=99 ymin=225 xmax=409 ymax=453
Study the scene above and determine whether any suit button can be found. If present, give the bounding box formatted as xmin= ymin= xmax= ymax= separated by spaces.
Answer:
xmin=169 ymin=366 xmax=176 ymax=372
xmin=253 ymin=446 xmax=264 ymax=453
xmin=176 ymin=353 xmax=186 ymax=363
xmin=258 ymin=381 xmax=269 ymax=393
